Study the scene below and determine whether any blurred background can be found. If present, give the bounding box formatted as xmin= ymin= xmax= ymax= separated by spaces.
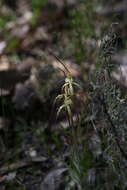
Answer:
xmin=0 ymin=0 xmax=127 ymax=189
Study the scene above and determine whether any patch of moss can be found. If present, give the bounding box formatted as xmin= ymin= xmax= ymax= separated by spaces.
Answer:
xmin=5 ymin=181 xmax=26 ymax=190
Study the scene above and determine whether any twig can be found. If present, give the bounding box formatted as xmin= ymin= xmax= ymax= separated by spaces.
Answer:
xmin=0 ymin=156 xmax=47 ymax=175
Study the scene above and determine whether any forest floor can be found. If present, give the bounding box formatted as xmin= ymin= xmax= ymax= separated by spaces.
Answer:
xmin=0 ymin=1 xmax=127 ymax=190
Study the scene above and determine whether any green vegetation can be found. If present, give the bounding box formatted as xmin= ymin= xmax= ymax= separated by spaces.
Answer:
xmin=0 ymin=0 xmax=127 ymax=189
